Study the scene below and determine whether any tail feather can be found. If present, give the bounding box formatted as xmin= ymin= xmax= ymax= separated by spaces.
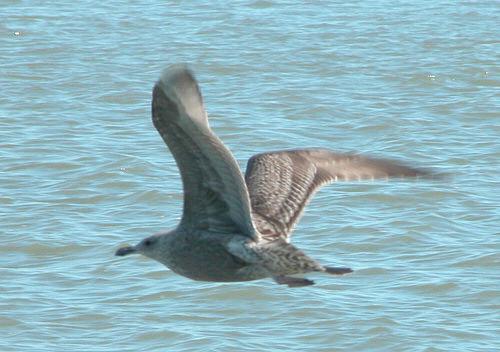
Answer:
xmin=325 ymin=266 xmax=353 ymax=275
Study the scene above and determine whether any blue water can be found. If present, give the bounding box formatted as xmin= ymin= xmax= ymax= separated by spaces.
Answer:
xmin=1 ymin=1 xmax=499 ymax=351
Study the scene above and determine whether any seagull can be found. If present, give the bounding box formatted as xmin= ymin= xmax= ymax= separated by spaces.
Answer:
xmin=115 ymin=65 xmax=435 ymax=287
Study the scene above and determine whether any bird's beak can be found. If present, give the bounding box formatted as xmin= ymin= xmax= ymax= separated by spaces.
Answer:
xmin=115 ymin=245 xmax=137 ymax=256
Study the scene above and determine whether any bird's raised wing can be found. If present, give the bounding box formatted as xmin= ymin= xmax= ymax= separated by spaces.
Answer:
xmin=152 ymin=65 xmax=256 ymax=239
xmin=245 ymin=148 xmax=433 ymax=241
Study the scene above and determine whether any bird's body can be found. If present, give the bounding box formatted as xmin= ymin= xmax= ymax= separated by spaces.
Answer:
xmin=115 ymin=64 xmax=436 ymax=287
xmin=147 ymin=230 xmax=262 ymax=283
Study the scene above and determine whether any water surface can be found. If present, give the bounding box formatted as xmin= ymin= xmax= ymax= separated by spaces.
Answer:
xmin=1 ymin=1 xmax=499 ymax=351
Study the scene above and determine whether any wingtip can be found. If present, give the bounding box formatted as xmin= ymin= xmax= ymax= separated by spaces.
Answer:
xmin=156 ymin=63 xmax=196 ymax=90
xmin=408 ymin=166 xmax=450 ymax=181
xmin=153 ymin=63 xmax=203 ymax=106
xmin=152 ymin=63 xmax=208 ymax=128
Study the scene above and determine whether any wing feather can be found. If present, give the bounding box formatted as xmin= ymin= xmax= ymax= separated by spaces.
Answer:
xmin=245 ymin=148 xmax=434 ymax=240
xmin=152 ymin=65 xmax=256 ymax=238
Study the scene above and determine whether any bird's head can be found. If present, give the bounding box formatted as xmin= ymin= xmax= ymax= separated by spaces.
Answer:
xmin=115 ymin=231 xmax=171 ymax=263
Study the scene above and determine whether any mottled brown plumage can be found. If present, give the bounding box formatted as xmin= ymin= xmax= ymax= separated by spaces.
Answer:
xmin=115 ymin=64 xmax=436 ymax=287
xmin=245 ymin=149 xmax=432 ymax=242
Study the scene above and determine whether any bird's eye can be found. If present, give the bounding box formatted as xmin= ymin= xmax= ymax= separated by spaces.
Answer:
xmin=144 ymin=239 xmax=152 ymax=246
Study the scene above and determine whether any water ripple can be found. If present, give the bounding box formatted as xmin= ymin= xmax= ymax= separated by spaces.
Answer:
xmin=1 ymin=0 xmax=498 ymax=351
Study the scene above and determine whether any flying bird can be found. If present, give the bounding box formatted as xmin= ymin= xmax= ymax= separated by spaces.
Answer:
xmin=115 ymin=65 xmax=435 ymax=287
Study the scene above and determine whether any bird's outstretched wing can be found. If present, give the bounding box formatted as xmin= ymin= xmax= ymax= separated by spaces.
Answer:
xmin=152 ymin=65 xmax=256 ymax=239
xmin=245 ymin=148 xmax=434 ymax=241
